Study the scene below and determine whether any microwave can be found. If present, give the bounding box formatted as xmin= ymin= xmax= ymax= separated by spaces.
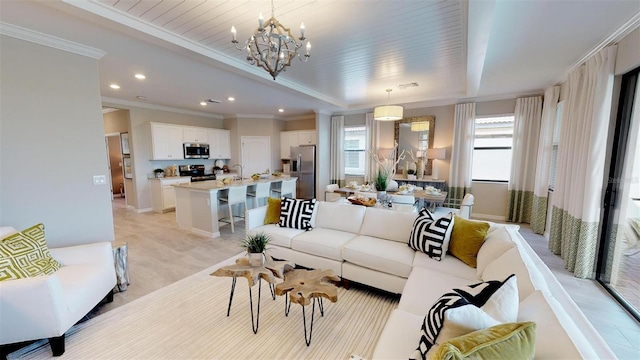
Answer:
xmin=183 ymin=143 xmax=210 ymax=159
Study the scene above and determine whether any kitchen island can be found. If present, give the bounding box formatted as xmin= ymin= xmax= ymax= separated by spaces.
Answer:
xmin=174 ymin=176 xmax=297 ymax=238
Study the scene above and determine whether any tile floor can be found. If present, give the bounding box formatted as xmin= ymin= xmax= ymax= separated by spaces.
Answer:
xmin=102 ymin=198 xmax=640 ymax=358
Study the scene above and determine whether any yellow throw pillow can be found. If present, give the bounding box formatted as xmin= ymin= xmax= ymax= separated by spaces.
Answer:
xmin=264 ymin=197 xmax=282 ymax=224
xmin=0 ymin=223 xmax=61 ymax=281
xmin=449 ymin=215 xmax=490 ymax=268
xmin=432 ymin=321 xmax=536 ymax=360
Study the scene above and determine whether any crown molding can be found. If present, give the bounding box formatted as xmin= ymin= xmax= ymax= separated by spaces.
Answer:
xmin=101 ymin=97 xmax=223 ymax=120
xmin=0 ymin=21 xmax=105 ymax=59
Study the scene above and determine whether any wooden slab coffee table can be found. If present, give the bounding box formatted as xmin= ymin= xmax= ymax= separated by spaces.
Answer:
xmin=275 ymin=268 xmax=340 ymax=346
xmin=211 ymin=256 xmax=294 ymax=334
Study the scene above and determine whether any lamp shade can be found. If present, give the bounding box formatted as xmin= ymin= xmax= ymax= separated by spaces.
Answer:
xmin=374 ymin=105 xmax=403 ymax=121
xmin=410 ymin=121 xmax=429 ymax=132
xmin=427 ymin=148 xmax=446 ymax=160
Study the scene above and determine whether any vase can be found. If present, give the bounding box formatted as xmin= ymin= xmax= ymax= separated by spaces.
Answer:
xmin=407 ymin=175 xmax=416 ymax=180
xmin=386 ymin=179 xmax=398 ymax=191
xmin=377 ymin=190 xmax=387 ymax=198
xmin=248 ymin=252 xmax=264 ymax=267
xmin=417 ymin=159 xmax=424 ymax=179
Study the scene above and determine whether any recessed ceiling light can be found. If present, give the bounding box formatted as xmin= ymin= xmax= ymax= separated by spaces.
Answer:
xmin=110 ymin=84 xmax=120 ymax=89
xmin=228 ymin=97 xmax=235 ymax=101
xmin=278 ymin=109 xmax=284 ymax=113
xmin=134 ymin=74 xmax=146 ymax=80
xmin=200 ymin=101 xmax=207 ymax=106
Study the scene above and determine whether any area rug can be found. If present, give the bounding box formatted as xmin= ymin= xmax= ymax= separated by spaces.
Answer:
xmin=9 ymin=254 xmax=399 ymax=359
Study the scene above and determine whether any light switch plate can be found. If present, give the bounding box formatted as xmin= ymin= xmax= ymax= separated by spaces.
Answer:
xmin=93 ymin=175 xmax=107 ymax=185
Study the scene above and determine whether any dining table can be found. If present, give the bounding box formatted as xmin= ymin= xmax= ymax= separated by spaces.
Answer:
xmin=335 ymin=187 xmax=447 ymax=211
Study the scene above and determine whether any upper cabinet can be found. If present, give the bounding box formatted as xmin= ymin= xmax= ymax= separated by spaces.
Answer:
xmin=149 ymin=123 xmax=184 ymax=160
xmin=183 ymin=127 xmax=208 ymax=143
xmin=208 ymin=128 xmax=231 ymax=159
xmin=280 ymin=130 xmax=316 ymax=159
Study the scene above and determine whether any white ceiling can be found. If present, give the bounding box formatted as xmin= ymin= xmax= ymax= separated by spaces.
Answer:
xmin=1 ymin=0 xmax=639 ymax=119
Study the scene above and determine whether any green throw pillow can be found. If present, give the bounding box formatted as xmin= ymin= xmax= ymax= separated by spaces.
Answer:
xmin=0 ymin=223 xmax=61 ymax=281
xmin=264 ymin=197 xmax=282 ymax=225
xmin=432 ymin=321 xmax=536 ymax=360
xmin=448 ymin=215 xmax=490 ymax=268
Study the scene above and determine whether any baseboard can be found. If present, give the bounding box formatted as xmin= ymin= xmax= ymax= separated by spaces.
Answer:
xmin=190 ymin=227 xmax=220 ymax=238
xmin=472 ymin=213 xmax=506 ymax=222
xmin=135 ymin=207 xmax=153 ymax=213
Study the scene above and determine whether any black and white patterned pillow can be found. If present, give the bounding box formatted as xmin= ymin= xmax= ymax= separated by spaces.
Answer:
xmin=408 ymin=209 xmax=454 ymax=260
xmin=411 ymin=275 xmax=518 ymax=359
xmin=278 ymin=197 xmax=316 ymax=230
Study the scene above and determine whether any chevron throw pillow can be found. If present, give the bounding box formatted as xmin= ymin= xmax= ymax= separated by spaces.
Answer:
xmin=408 ymin=208 xmax=454 ymax=260
xmin=0 ymin=223 xmax=61 ymax=281
xmin=278 ymin=197 xmax=316 ymax=230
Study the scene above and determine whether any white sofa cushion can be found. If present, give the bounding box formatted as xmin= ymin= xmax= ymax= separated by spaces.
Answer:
xmin=398 ymin=267 xmax=473 ymax=316
xmin=360 ymin=207 xmax=417 ymax=243
xmin=250 ymin=224 xmax=305 ymax=248
xmin=517 ymin=290 xmax=584 ymax=359
xmin=476 ymin=225 xmax=517 ymax=277
xmin=412 ymin=252 xmax=477 ymax=281
xmin=291 ymin=228 xmax=357 ymax=261
xmin=482 ymin=245 xmax=549 ymax=301
xmin=314 ymin=201 xmax=366 ymax=233
xmin=342 ymin=235 xmax=416 ymax=278
xmin=372 ymin=309 xmax=424 ymax=360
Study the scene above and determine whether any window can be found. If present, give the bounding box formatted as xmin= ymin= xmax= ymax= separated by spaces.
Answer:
xmin=471 ymin=115 xmax=515 ymax=182
xmin=549 ymin=102 xmax=564 ymax=190
xmin=344 ymin=126 xmax=366 ymax=175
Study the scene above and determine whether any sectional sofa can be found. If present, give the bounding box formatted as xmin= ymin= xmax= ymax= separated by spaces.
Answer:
xmin=246 ymin=200 xmax=615 ymax=359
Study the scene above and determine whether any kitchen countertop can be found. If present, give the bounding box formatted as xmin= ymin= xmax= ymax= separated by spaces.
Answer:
xmin=174 ymin=176 xmax=295 ymax=191
xmin=149 ymin=176 xmax=191 ymax=181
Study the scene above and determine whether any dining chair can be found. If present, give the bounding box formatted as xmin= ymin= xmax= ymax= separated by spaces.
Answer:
xmin=432 ymin=193 xmax=474 ymax=219
xmin=355 ymin=191 xmax=378 ymax=199
xmin=218 ymin=185 xmax=248 ymax=233
xmin=247 ymin=182 xmax=271 ymax=208
xmin=272 ymin=179 xmax=296 ymax=198
xmin=325 ymin=184 xmax=342 ymax=202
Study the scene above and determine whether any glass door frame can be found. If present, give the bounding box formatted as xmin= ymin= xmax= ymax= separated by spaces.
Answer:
xmin=597 ymin=66 xmax=640 ymax=322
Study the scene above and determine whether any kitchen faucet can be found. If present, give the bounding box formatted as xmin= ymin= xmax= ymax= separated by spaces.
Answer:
xmin=232 ymin=164 xmax=243 ymax=180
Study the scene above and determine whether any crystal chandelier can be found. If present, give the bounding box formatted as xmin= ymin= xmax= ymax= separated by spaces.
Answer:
xmin=231 ymin=0 xmax=310 ymax=80
xmin=374 ymin=89 xmax=404 ymax=121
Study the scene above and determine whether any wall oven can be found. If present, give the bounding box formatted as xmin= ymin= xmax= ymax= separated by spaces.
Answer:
xmin=183 ymin=143 xmax=209 ymax=159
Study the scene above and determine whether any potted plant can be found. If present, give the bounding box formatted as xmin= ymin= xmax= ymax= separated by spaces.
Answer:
xmin=374 ymin=170 xmax=388 ymax=197
xmin=153 ymin=168 xmax=164 ymax=178
xmin=241 ymin=232 xmax=271 ymax=266
xmin=407 ymin=169 xmax=416 ymax=180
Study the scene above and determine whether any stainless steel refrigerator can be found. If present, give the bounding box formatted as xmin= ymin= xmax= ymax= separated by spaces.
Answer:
xmin=290 ymin=145 xmax=316 ymax=199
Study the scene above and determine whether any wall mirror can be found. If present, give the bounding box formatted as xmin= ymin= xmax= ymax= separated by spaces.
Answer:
xmin=394 ymin=116 xmax=435 ymax=175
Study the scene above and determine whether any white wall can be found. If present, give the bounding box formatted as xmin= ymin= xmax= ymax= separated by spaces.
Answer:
xmin=316 ymin=112 xmax=331 ymax=198
xmin=0 ymin=35 xmax=114 ymax=247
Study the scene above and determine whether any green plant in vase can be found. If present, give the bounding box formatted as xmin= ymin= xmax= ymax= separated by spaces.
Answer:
xmin=374 ymin=170 xmax=388 ymax=194
xmin=241 ymin=232 xmax=271 ymax=266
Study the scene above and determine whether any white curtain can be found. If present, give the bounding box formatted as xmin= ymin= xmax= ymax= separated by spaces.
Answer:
xmin=447 ymin=103 xmax=476 ymax=207
xmin=506 ymin=96 xmax=542 ymax=223
xmin=365 ymin=112 xmax=380 ymax=184
xmin=531 ymin=86 xmax=560 ymax=234
xmin=550 ymin=45 xmax=617 ymax=278
xmin=330 ymin=115 xmax=345 ymax=186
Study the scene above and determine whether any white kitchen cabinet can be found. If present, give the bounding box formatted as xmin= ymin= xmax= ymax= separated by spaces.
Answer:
xmin=208 ymin=128 xmax=231 ymax=159
xmin=183 ymin=127 xmax=208 ymax=143
xmin=298 ymin=130 xmax=316 ymax=145
xmin=280 ymin=130 xmax=316 ymax=159
xmin=150 ymin=177 xmax=191 ymax=213
xmin=149 ymin=123 xmax=184 ymax=160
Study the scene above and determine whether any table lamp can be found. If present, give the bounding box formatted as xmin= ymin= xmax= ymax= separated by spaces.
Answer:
xmin=427 ymin=148 xmax=446 ymax=180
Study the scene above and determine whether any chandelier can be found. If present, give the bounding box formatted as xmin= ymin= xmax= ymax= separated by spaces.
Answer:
xmin=231 ymin=0 xmax=310 ymax=80
xmin=374 ymin=89 xmax=404 ymax=121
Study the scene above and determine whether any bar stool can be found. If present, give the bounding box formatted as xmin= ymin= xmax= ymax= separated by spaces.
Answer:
xmin=271 ymin=179 xmax=296 ymax=198
xmin=218 ymin=185 xmax=247 ymax=233
xmin=247 ymin=182 xmax=271 ymax=208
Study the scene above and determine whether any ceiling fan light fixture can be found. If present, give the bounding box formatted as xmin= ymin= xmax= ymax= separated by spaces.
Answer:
xmin=374 ymin=89 xmax=403 ymax=121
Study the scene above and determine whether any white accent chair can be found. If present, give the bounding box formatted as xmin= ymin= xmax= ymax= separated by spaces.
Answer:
xmin=271 ymin=179 xmax=296 ymax=198
xmin=0 ymin=227 xmax=116 ymax=357
xmin=247 ymin=182 xmax=271 ymax=208
xmin=218 ymin=185 xmax=247 ymax=233
xmin=432 ymin=193 xmax=475 ymax=219
xmin=355 ymin=191 xmax=378 ymax=199
xmin=325 ymin=184 xmax=342 ymax=202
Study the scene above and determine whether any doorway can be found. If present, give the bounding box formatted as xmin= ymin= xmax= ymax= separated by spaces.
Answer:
xmin=241 ymin=136 xmax=271 ymax=177
xmin=106 ymin=133 xmax=125 ymax=199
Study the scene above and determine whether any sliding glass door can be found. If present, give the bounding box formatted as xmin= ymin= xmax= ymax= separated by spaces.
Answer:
xmin=598 ymin=67 xmax=640 ymax=321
